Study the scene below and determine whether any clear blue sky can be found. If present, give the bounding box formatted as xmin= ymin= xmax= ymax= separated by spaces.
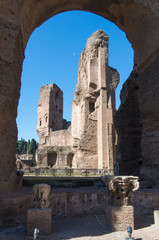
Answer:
xmin=17 ymin=11 xmax=134 ymax=141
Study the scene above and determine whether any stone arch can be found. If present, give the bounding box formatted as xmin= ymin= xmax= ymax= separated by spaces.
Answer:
xmin=0 ymin=0 xmax=159 ymax=193
xmin=20 ymin=1 xmax=159 ymax=65
xmin=39 ymin=118 xmax=42 ymax=126
xmin=47 ymin=152 xmax=57 ymax=167
xmin=44 ymin=114 xmax=48 ymax=125
xmin=67 ymin=153 xmax=74 ymax=168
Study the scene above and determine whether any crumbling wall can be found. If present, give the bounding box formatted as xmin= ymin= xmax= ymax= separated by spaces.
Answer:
xmin=36 ymin=146 xmax=73 ymax=168
xmin=115 ymin=70 xmax=142 ymax=176
xmin=36 ymin=31 xmax=119 ymax=171
xmin=72 ymin=30 xmax=119 ymax=171
xmin=37 ymin=83 xmax=63 ymax=138
xmin=36 ymin=83 xmax=72 ymax=167
xmin=116 ymin=51 xmax=159 ymax=185
xmin=0 ymin=0 xmax=159 ymax=193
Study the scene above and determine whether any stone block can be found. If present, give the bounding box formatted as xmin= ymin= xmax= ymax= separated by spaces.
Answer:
xmin=27 ymin=208 xmax=52 ymax=236
xmin=154 ymin=210 xmax=159 ymax=225
xmin=106 ymin=205 xmax=134 ymax=231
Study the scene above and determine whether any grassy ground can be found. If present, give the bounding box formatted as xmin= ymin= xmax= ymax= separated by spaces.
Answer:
xmin=23 ymin=176 xmax=100 ymax=187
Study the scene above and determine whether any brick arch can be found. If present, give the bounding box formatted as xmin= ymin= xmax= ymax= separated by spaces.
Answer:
xmin=20 ymin=0 xmax=159 ymax=65
xmin=0 ymin=0 xmax=159 ymax=193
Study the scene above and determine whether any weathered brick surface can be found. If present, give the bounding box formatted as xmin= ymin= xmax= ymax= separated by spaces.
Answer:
xmin=106 ymin=205 xmax=134 ymax=231
xmin=115 ymin=71 xmax=142 ymax=176
xmin=116 ymin=52 xmax=159 ymax=184
xmin=27 ymin=208 xmax=52 ymax=236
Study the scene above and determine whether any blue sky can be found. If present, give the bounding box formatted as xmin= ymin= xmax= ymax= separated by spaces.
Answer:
xmin=17 ymin=11 xmax=134 ymax=141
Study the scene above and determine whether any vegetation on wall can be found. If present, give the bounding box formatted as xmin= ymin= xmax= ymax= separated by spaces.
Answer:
xmin=16 ymin=138 xmax=38 ymax=155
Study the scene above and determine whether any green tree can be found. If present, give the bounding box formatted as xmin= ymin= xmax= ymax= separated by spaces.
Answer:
xmin=16 ymin=138 xmax=38 ymax=155
xmin=27 ymin=138 xmax=37 ymax=154
xmin=16 ymin=138 xmax=27 ymax=154
xmin=27 ymin=139 xmax=30 ymax=153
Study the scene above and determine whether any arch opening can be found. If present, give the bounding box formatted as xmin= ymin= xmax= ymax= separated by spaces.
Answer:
xmin=47 ymin=152 xmax=57 ymax=167
xmin=67 ymin=153 xmax=74 ymax=168
xmin=0 ymin=1 xmax=159 ymax=195
xmin=18 ymin=11 xmax=134 ymax=174
xmin=17 ymin=10 xmax=134 ymax=141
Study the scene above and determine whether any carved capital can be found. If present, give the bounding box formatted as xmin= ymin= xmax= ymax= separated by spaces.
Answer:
xmin=33 ymin=184 xmax=51 ymax=209
xmin=102 ymin=176 xmax=139 ymax=206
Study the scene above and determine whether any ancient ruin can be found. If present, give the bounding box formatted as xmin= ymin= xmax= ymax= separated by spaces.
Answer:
xmin=36 ymin=30 xmax=119 ymax=173
xmin=27 ymin=184 xmax=52 ymax=236
xmin=32 ymin=184 xmax=51 ymax=209
xmin=0 ymin=1 xmax=159 ymax=239
xmin=0 ymin=0 xmax=158 ymax=193
xmin=102 ymin=176 xmax=139 ymax=231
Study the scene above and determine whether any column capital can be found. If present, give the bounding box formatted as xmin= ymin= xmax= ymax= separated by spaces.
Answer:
xmin=102 ymin=176 xmax=139 ymax=206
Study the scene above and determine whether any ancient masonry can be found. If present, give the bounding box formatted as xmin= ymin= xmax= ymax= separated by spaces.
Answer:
xmin=36 ymin=30 xmax=119 ymax=172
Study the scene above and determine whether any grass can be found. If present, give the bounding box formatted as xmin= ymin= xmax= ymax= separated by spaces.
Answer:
xmin=23 ymin=176 xmax=100 ymax=186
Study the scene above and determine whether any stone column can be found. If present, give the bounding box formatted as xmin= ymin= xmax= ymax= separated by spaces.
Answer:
xmin=98 ymin=88 xmax=108 ymax=169
xmin=102 ymin=176 xmax=139 ymax=231
xmin=26 ymin=184 xmax=52 ymax=237
xmin=97 ymin=46 xmax=119 ymax=173
xmin=98 ymin=47 xmax=107 ymax=170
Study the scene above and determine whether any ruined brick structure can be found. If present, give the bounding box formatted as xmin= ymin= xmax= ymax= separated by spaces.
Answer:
xmin=0 ymin=2 xmax=159 ymax=229
xmin=36 ymin=30 xmax=119 ymax=172
xmin=37 ymin=84 xmax=63 ymax=138
xmin=72 ymin=30 xmax=119 ymax=171
xmin=36 ymin=83 xmax=72 ymax=168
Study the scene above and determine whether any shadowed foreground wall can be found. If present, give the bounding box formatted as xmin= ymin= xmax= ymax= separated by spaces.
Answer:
xmin=0 ymin=187 xmax=159 ymax=227
xmin=115 ymin=70 xmax=142 ymax=176
xmin=116 ymin=51 xmax=159 ymax=184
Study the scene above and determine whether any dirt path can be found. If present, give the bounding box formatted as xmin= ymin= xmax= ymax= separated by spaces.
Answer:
xmin=0 ymin=214 xmax=159 ymax=240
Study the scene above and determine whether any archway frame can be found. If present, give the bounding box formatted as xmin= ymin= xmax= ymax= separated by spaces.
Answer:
xmin=0 ymin=0 xmax=159 ymax=193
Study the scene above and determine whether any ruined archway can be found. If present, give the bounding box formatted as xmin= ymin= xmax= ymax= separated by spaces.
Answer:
xmin=67 ymin=153 xmax=74 ymax=168
xmin=0 ymin=0 xmax=159 ymax=193
xmin=47 ymin=152 xmax=57 ymax=167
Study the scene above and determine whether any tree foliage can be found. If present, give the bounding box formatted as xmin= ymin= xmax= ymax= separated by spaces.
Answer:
xmin=27 ymin=138 xmax=37 ymax=154
xmin=16 ymin=138 xmax=38 ymax=155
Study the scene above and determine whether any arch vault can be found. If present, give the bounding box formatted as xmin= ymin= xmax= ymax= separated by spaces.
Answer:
xmin=0 ymin=0 xmax=159 ymax=193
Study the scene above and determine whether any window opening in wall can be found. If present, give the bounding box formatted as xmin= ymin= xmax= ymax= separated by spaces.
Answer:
xmin=107 ymin=93 xmax=112 ymax=109
xmin=55 ymin=91 xmax=59 ymax=100
xmin=67 ymin=153 xmax=74 ymax=168
xmin=89 ymin=102 xmax=95 ymax=113
xmin=40 ymin=119 xmax=42 ymax=126
xmin=47 ymin=152 xmax=57 ymax=167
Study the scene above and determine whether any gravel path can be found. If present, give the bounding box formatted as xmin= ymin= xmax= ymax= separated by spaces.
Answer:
xmin=0 ymin=214 xmax=158 ymax=240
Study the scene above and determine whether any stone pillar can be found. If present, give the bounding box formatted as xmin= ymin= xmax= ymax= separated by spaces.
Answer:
xmin=26 ymin=184 xmax=52 ymax=237
xmin=97 ymin=46 xmax=119 ymax=173
xmin=98 ymin=88 xmax=108 ymax=169
xmin=154 ymin=210 xmax=159 ymax=225
xmin=102 ymin=176 xmax=139 ymax=231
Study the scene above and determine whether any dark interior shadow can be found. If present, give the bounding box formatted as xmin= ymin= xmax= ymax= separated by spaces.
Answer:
xmin=51 ymin=214 xmax=110 ymax=239
xmin=134 ymin=213 xmax=154 ymax=230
